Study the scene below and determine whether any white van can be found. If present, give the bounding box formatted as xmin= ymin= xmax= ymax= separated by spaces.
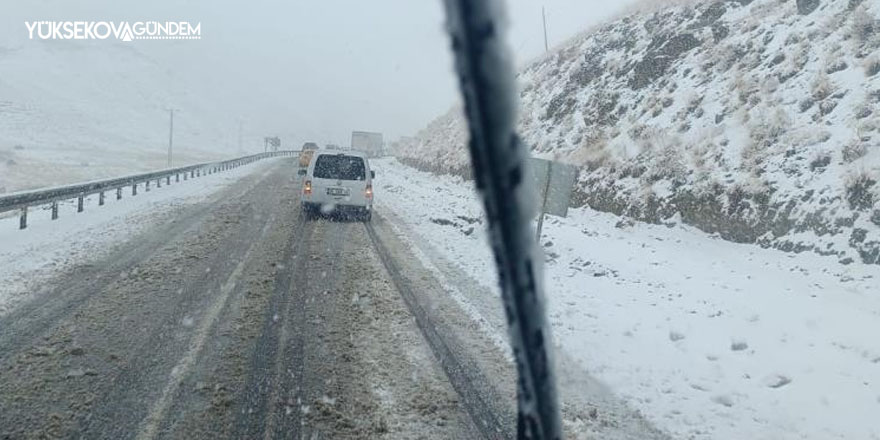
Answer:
xmin=299 ymin=151 xmax=374 ymax=221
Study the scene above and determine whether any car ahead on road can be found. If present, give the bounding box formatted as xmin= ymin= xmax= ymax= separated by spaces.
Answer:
xmin=299 ymin=142 xmax=319 ymax=168
xmin=299 ymin=151 xmax=375 ymax=221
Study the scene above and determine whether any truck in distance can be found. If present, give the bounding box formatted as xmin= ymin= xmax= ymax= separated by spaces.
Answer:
xmin=350 ymin=131 xmax=384 ymax=158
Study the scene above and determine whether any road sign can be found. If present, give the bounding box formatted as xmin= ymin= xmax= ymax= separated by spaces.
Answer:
xmin=530 ymin=157 xmax=578 ymax=240
xmin=264 ymin=136 xmax=281 ymax=152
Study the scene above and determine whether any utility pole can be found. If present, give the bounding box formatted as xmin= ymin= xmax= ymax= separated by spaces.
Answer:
xmin=542 ymin=6 xmax=549 ymax=53
xmin=535 ymin=159 xmax=552 ymax=242
xmin=238 ymin=120 xmax=243 ymax=154
xmin=167 ymin=109 xmax=174 ymax=167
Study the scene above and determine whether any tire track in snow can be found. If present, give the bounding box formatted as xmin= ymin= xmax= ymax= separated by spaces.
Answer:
xmin=366 ymin=219 xmax=513 ymax=440
xmin=135 ymin=213 xmax=276 ymax=440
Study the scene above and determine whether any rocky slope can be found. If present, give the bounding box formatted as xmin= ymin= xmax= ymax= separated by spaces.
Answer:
xmin=395 ymin=0 xmax=880 ymax=264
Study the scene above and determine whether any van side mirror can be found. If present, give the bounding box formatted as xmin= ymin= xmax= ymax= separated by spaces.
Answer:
xmin=298 ymin=169 xmax=307 ymax=176
xmin=371 ymin=171 xmax=376 ymax=179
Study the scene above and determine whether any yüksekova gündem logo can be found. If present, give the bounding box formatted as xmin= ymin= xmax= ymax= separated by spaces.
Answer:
xmin=25 ymin=21 xmax=201 ymax=42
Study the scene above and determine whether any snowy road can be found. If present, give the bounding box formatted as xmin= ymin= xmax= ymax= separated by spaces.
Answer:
xmin=9 ymin=154 xmax=854 ymax=439
xmin=0 ymin=159 xmax=490 ymax=439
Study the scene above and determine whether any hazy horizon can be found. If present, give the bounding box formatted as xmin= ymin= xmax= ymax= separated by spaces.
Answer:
xmin=0 ymin=0 xmax=641 ymax=150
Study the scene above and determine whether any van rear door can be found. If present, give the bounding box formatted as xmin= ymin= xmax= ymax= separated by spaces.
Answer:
xmin=311 ymin=154 xmax=368 ymax=206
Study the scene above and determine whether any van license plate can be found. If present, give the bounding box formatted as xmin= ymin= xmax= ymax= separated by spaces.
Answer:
xmin=327 ymin=188 xmax=350 ymax=196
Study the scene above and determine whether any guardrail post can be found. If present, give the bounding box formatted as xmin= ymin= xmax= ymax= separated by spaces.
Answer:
xmin=19 ymin=207 xmax=27 ymax=230
xmin=99 ymin=191 xmax=105 ymax=206
xmin=145 ymin=180 xmax=150 ymax=192
xmin=176 ymin=173 xmax=180 ymax=183
xmin=133 ymin=182 xmax=138 ymax=196
xmin=77 ymin=193 xmax=84 ymax=213
xmin=52 ymin=201 xmax=58 ymax=220
xmin=117 ymin=187 xmax=122 ymax=200
xmin=167 ymin=175 xmax=171 ymax=185
xmin=156 ymin=178 xmax=161 ymax=188
xmin=184 ymin=172 xmax=188 ymax=181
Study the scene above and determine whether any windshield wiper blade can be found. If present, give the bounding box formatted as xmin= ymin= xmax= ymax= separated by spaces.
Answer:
xmin=440 ymin=1 xmax=562 ymax=439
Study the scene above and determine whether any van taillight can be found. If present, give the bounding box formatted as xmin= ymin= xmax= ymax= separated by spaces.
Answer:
xmin=365 ymin=184 xmax=373 ymax=199
xmin=304 ymin=180 xmax=312 ymax=195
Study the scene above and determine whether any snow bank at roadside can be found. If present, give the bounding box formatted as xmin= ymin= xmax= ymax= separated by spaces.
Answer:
xmin=373 ymin=157 xmax=880 ymax=440
xmin=0 ymin=159 xmax=277 ymax=316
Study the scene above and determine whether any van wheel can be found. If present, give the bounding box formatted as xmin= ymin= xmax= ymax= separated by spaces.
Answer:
xmin=362 ymin=210 xmax=372 ymax=222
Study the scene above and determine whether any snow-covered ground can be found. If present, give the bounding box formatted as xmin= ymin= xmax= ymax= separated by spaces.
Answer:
xmin=0 ymin=40 xmax=257 ymax=194
xmin=0 ymin=158 xmax=277 ymax=316
xmin=373 ymin=157 xmax=880 ymax=440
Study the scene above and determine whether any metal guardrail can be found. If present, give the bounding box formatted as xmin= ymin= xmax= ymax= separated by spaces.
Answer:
xmin=0 ymin=150 xmax=297 ymax=230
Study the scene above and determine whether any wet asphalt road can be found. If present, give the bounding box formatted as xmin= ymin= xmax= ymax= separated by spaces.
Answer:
xmin=0 ymin=159 xmax=481 ymax=440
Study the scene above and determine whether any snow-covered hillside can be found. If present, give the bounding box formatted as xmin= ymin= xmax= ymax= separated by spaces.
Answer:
xmin=0 ymin=41 xmax=242 ymax=194
xmin=395 ymin=0 xmax=880 ymax=264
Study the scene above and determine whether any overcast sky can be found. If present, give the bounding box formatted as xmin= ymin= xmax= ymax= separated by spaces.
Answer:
xmin=1 ymin=0 xmax=642 ymax=148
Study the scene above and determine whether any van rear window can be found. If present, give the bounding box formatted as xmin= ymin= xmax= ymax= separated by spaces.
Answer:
xmin=313 ymin=155 xmax=366 ymax=181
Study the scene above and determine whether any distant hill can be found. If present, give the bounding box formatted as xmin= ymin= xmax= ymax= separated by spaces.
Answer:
xmin=395 ymin=0 xmax=880 ymax=264
xmin=0 ymin=41 xmax=239 ymax=194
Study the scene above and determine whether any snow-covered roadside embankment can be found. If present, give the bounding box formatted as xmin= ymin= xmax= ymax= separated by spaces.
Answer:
xmin=372 ymin=158 xmax=880 ymax=440
xmin=0 ymin=159 xmax=279 ymax=316
xmin=393 ymin=0 xmax=880 ymax=264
